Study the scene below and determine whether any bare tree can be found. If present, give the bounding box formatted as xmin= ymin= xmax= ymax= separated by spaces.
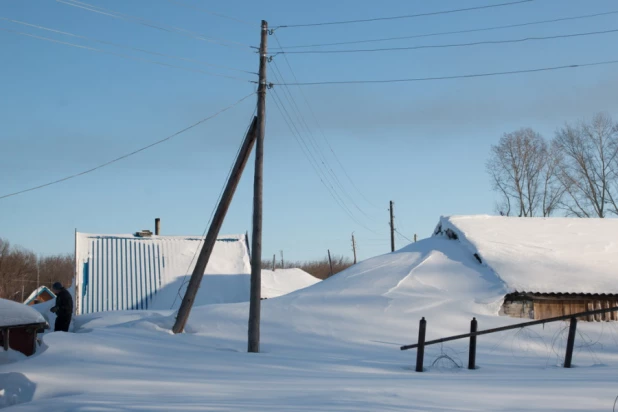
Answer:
xmin=541 ymin=141 xmax=566 ymax=217
xmin=0 ymin=237 xmax=74 ymax=301
xmin=553 ymin=113 xmax=618 ymax=217
xmin=487 ymin=128 xmax=558 ymax=217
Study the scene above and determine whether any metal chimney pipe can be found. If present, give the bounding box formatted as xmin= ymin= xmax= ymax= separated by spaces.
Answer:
xmin=155 ymin=218 xmax=161 ymax=235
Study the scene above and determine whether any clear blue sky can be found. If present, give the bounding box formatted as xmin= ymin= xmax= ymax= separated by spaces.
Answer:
xmin=1 ymin=0 xmax=617 ymax=263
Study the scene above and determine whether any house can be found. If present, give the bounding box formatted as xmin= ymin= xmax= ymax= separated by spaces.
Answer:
xmin=74 ymin=231 xmax=252 ymax=315
xmin=434 ymin=215 xmax=618 ymax=321
xmin=23 ymin=286 xmax=56 ymax=306
xmin=0 ymin=298 xmax=48 ymax=356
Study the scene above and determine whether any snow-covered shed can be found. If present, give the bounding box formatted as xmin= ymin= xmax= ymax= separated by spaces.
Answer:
xmin=0 ymin=299 xmax=48 ymax=356
xmin=434 ymin=215 xmax=618 ymax=321
xmin=23 ymin=286 xmax=56 ymax=306
xmin=75 ymin=231 xmax=251 ymax=315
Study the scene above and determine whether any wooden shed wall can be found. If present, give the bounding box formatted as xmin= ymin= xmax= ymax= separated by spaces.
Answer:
xmin=501 ymin=295 xmax=618 ymax=321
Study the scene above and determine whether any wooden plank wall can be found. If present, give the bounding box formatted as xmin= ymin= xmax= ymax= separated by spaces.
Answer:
xmin=502 ymin=297 xmax=618 ymax=322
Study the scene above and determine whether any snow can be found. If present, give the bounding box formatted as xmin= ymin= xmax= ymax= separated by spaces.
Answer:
xmin=2 ymin=230 xmax=618 ymax=410
xmin=437 ymin=215 xmax=618 ymax=293
xmin=261 ymin=268 xmax=320 ymax=299
xmin=0 ymin=350 xmax=26 ymax=366
xmin=0 ymin=299 xmax=45 ymax=328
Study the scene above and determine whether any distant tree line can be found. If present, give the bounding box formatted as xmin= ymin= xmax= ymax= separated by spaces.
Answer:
xmin=0 ymin=238 xmax=74 ymax=302
xmin=261 ymin=254 xmax=353 ymax=280
xmin=487 ymin=112 xmax=618 ymax=217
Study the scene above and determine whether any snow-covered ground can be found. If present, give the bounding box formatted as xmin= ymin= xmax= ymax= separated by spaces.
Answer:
xmin=2 ymin=219 xmax=618 ymax=410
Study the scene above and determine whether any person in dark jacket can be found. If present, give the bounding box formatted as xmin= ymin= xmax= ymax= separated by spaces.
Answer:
xmin=51 ymin=282 xmax=73 ymax=332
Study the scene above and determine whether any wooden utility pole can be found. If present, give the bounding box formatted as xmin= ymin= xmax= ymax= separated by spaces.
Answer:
xmin=351 ymin=233 xmax=357 ymax=264
xmin=172 ymin=117 xmax=258 ymax=334
xmin=247 ymin=20 xmax=268 ymax=354
xmin=328 ymin=249 xmax=334 ymax=277
xmin=389 ymin=200 xmax=395 ymax=252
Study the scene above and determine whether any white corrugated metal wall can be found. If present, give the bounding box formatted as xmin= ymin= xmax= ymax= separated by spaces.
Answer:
xmin=75 ymin=233 xmax=250 ymax=315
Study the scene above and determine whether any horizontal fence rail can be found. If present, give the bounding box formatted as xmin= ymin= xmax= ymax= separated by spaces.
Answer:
xmin=400 ymin=305 xmax=618 ymax=372
xmin=401 ymin=306 xmax=618 ymax=350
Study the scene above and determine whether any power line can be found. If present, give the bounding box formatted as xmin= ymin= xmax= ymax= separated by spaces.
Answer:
xmin=395 ymin=229 xmax=414 ymax=244
xmin=0 ymin=27 xmax=253 ymax=82
xmin=269 ymin=81 xmax=357 ymax=225
xmin=272 ymin=32 xmax=380 ymax=211
xmin=268 ymin=47 xmax=381 ymax=228
xmin=166 ymin=0 xmax=254 ymax=27
xmin=1 ymin=17 xmax=256 ymax=75
xmin=269 ymin=82 xmax=380 ymax=234
xmin=270 ymin=59 xmax=618 ymax=86
xmin=56 ymin=0 xmax=254 ymax=51
xmin=274 ymin=10 xmax=618 ymax=49
xmin=275 ymin=27 xmax=618 ymax=55
xmin=0 ymin=92 xmax=255 ymax=201
xmin=275 ymin=0 xmax=533 ymax=28
xmin=269 ymin=58 xmax=378 ymax=224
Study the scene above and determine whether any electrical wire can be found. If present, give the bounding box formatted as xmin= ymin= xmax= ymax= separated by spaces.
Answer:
xmin=268 ymin=55 xmax=382 ymax=230
xmin=56 ymin=0 xmax=254 ymax=51
xmin=1 ymin=17 xmax=256 ymax=75
xmin=269 ymin=59 xmax=378 ymax=224
xmin=274 ymin=10 xmax=618 ymax=49
xmin=276 ymin=27 xmax=618 ymax=54
xmin=0 ymin=27 xmax=254 ymax=81
xmin=0 ymin=92 xmax=256 ymax=201
xmin=272 ymin=32 xmax=380 ymax=210
xmin=166 ymin=0 xmax=254 ymax=27
xmin=270 ymin=59 xmax=618 ymax=86
xmin=395 ymin=229 xmax=414 ymax=243
xmin=269 ymin=84 xmax=381 ymax=234
xmin=275 ymin=0 xmax=533 ymax=28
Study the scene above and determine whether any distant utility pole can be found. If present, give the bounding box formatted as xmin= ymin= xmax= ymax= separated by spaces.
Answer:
xmin=272 ymin=254 xmax=276 ymax=271
xmin=351 ymin=233 xmax=357 ymax=264
xmin=280 ymin=250 xmax=284 ymax=269
xmin=172 ymin=117 xmax=258 ymax=334
xmin=247 ymin=20 xmax=269 ymax=354
xmin=389 ymin=200 xmax=395 ymax=252
xmin=328 ymin=249 xmax=334 ymax=277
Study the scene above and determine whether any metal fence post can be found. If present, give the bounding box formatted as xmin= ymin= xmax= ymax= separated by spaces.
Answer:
xmin=468 ymin=317 xmax=477 ymax=370
xmin=564 ymin=317 xmax=577 ymax=368
xmin=415 ymin=317 xmax=426 ymax=372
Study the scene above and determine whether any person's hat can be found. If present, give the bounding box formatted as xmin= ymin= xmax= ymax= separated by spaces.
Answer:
xmin=52 ymin=282 xmax=63 ymax=290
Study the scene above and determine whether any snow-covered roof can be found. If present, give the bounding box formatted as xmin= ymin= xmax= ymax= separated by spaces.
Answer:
xmin=435 ymin=215 xmax=618 ymax=294
xmin=0 ymin=299 xmax=46 ymax=327
xmin=75 ymin=232 xmax=251 ymax=314
xmin=23 ymin=286 xmax=55 ymax=305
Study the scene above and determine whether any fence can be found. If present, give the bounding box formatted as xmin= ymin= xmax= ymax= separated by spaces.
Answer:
xmin=400 ymin=306 xmax=618 ymax=372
